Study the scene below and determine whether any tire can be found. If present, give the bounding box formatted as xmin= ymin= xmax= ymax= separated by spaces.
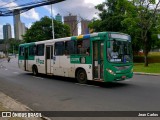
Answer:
xmin=32 ymin=66 xmax=38 ymax=76
xmin=76 ymin=69 xmax=87 ymax=84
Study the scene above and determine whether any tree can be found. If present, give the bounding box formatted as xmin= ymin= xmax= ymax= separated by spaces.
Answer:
xmin=6 ymin=38 xmax=24 ymax=54
xmin=89 ymin=0 xmax=126 ymax=32
xmin=0 ymin=40 xmax=4 ymax=44
xmin=122 ymin=0 xmax=160 ymax=66
xmin=23 ymin=16 xmax=70 ymax=43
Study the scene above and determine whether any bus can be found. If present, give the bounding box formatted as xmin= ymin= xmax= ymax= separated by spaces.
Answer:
xmin=18 ymin=32 xmax=133 ymax=84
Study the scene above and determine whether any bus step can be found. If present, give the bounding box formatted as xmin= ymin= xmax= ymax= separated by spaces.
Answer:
xmin=93 ymin=79 xmax=104 ymax=82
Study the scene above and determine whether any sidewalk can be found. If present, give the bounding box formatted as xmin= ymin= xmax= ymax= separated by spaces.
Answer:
xmin=0 ymin=92 xmax=46 ymax=120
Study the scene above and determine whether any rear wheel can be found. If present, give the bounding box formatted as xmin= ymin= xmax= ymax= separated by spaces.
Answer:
xmin=32 ymin=66 xmax=38 ymax=76
xmin=76 ymin=69 xmax=87 ymax=84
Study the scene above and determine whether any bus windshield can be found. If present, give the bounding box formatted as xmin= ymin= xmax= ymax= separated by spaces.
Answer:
xmin=107 ymin=39 xmax=132 ymax=63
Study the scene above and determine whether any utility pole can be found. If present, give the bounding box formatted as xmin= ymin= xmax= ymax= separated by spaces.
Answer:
xmin=51 ymin=4 xmax=55 ymax=39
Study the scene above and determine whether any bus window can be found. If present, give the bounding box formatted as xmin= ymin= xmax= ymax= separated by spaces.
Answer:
xmin=65 ymin=41 xmax=75 ymax=55
xmin=107 ymin=39 xmax=132 ymax=62
xmin=36 ymin=44 xmax=44 ymax=56
xmin=55 ymin=42 xmax=65 ymax=56
xmin=29 ymin=45 xmax=36 ymax=56
xmin=77 ymin=39 xmax=90 ymax=55
xmin=19 ymin=46 xmax=24 ymax=56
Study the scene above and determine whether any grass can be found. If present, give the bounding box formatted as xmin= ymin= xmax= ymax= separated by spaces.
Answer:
xmin=133 ymin=63 xmax=160 ymax=74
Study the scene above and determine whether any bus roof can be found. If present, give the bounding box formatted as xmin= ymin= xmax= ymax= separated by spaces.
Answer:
xmin=19 ymin=32 xmax=130 ymax=46
xmin=35 ymin=32 xmax=100 ymax=44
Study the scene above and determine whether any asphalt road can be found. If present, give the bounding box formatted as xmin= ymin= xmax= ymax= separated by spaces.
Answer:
xmin=0 ymin=57 xmax=160 ymax=119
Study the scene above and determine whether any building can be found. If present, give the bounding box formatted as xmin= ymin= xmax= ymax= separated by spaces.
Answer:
xmin=18 ymin=22 xmax=27 ymax=40
xmin=13 ymin=10 xmax=20 ymax=40
xmin=64 ymin=14 xmax=78 ymax=36
xmin=13 ymin=10 xmax=26 ymax=40
xmin=81 ymin=20 xmax=90 ymax=35
xmin=14 ymin=20 xmax=26 ymax=40
xmin=55 ymin=13 xmax=62 ymax=22
xmin=3 ymin=23 xmax=12 ymax=40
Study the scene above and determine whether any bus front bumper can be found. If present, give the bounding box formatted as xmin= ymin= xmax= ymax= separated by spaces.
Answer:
xmin=105 ymin=72 xmax=133 ymax=82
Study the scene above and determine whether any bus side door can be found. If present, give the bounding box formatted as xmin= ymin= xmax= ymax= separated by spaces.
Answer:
xmin=92 ymin=40 xmax=104 ymax=80
xmin=24 ymin=47 xmax=29 ymax=71
xmin=46 ymin=45 xmax=53 ymax=74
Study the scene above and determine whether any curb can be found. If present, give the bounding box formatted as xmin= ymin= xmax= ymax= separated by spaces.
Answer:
xmin=0 ymin=92 xmax=51 ymax=120
xmin=134 ymin=72 xmax=160 ymax=76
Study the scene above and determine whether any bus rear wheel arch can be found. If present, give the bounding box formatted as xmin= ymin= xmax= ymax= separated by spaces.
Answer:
xmin=32 ymin=65 xmax=38 ymax=76
xmin=76 ymin=68 xmax=87 ymax=84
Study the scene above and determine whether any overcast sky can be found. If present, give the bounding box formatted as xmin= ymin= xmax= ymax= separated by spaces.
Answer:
xmin=0 ymin=0 xmax=105 ymax=39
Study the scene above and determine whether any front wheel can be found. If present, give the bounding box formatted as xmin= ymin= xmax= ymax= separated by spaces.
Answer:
xmin=76 ymin=69 xmax=87 ymax=84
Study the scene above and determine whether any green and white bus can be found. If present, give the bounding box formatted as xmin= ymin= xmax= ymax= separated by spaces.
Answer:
xmin=18 ymin=32 xmax=133 ymax=83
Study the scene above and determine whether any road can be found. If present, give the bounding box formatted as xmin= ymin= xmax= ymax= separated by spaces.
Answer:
xmin=0 ymin=57 xmax=160 ymax=119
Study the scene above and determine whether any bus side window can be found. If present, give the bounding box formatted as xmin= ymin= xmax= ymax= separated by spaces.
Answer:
xmin=65 ymin=41 xmax=75 ymax=55
xmin=34 ymin=45 xmax=37 ymax=55
xmin=19 ymin=46 xmax=24 ymax=56
xmin=36 ymin=44 xmax=44 ymax=56
xmin=29 ymin=45 xmax=36 ymax=56
xmin=77 ymin=39 xmax=90 ymax=55
xmin=54 ymin=42 xmax=65 ymax=56
xmin=77 ymin=42 xmax=83 ymax=54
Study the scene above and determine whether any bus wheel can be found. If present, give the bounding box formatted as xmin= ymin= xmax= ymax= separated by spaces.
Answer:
xmin=32 ymin=66 xmax=38 ymax=76
xmin=77 ymin=69 xmax=87 ymax=84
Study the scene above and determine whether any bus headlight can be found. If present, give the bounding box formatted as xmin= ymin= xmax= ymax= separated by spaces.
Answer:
xmin=106 ymin=69 xmax=116 ymax=75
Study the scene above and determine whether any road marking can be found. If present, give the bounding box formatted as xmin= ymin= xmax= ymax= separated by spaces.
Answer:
xmin=0 ymin=65 xmax=6 ymax=68
xmin=125 ymin=80 xmax=131 ymax=82
xmin=32 ymin=76 xmax=44 ymax=80
xmin=13 ymin=72 xmax=19 ymax=74
xmin=5 ymin=69 xmax=8 ymax=70
xmin=75 ymin=83 xmax=100 ymax=88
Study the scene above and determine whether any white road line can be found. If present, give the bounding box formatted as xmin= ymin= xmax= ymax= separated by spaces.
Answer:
xmin=75 ymin=83 xmax=100 ymax=88
xmin=125 ymin=80 xmax=131 ymax=82
xmin=32 ymin=76 xmax=44 ymax=80
xmin=13 ymin=72 xmax=19 ymax=74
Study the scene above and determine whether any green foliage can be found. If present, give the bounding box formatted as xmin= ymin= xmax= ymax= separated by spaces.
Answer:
xmin=5 ymin=38 xmax=24 ymax=54
xmin=0 ymin=40 xmax=4 ymax=44
xmin=23 ymin=16 xmax=70 ymax=43
xmin=89 ymin=0 xmax=127 ymax=32
xmin=124 ymin=0 xmax=160 ymax=66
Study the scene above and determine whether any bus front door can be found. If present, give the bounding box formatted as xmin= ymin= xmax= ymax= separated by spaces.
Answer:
xmin=93 ymin=41 xmax=104 ymax=80
xmin=46 ymin=45 xmax=53 ymax=74
xmin=24 ymin=47 xmax=29 ymax=71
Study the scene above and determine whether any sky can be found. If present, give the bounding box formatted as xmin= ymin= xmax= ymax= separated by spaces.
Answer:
xmin=0 ymin=0 xmax=105 ymax=39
